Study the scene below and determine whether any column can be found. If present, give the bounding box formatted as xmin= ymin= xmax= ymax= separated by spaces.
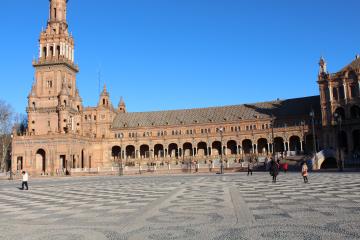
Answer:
xmin=329 ymin=85 xmax=333 ymax=101
xmin=65 ymin=44 xmax=69 ymax=59
xmin=60 ymin=43 xmax=64 ymax=56
xmin=53 ymin=43 xmax=56 ymax=57
xmin=46 ymin=43 xmax=50 ymax=57
xmin=283 ymin=142 xmax=287 ymax=151
xmin=39 ymin=44 xmax=42 ymax=58
xmin=344 ymin=82 xmax=347 ymax=99
xmin=267 ymin=143 xmax=270 ymax=153
xmin=72 ymin=48 xmax=74 ymax=62
xmin=300 ymin=140 xmax=303 ymax=152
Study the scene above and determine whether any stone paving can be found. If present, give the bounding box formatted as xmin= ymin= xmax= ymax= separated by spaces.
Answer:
xmin=0 ymin=172 xmax=359 ymax=240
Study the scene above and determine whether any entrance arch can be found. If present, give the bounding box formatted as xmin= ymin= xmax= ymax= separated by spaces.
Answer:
xmin=126 ymin=145 xmax=135 ymax=159
xmin=212 ymin=141 xmax=222 ymax=155
xmin=320 ymin=157 xmax=337 ymax=169
xmin=274 ymin=137 xmax=284 ymax=153
xmin=257 ymin=138 xmax=268 ymax=154
xmin=183 ymin=142 xmax=193 ymax=157
xmin=154 ymin=144 xmax=164 ymax=158
xmin=36 ymin=149 xmax=46 ymax=172
xmin=168 ymin=143 xmax=178 ymax=158
xmin=227 ymin=140 xmax=237 ymax=155
xmin=111 ymin=146 xmax=121 ymax=160
xmin=242 ymin=139 xmax=252 ymax=154
xmin=140 ymin=144 xmax=150 ymax=158
xmin=197 ymin=142 xmax=207 ymax=156
xmin=289 ymin=136 xmax=301 ymax=152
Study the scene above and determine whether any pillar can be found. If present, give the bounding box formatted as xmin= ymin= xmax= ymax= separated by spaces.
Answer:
xmin=46 ymin=43 xmax=50 ymax=57
xmin=53 ymin=43 xmax=56 ymax=57
xmin=300 ymin=140 xmax=303 ymax=152
xmin=39 ymin=44 xmax=42 ymax=58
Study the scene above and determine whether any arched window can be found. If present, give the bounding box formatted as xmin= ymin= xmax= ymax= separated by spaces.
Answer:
xmin=351 ymin=85 xmax=358 ymax=98
xmin=43 ymin=47 xmax=47 ymax=57
xmin=339 ymin=85 xmax=345 ymax=99
xmin=332 ymin=87 xmax=338 ymax=101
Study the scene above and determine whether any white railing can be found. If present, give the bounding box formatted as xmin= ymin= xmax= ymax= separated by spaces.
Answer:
xmin=70 ymin=163 xmax=246 ymax=174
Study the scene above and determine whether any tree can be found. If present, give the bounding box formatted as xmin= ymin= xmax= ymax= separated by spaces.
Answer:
xmin=0 ymin=100 xmax=14 ymax=172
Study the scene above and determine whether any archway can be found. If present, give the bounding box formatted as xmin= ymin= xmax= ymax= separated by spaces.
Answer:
xmin=183 ymin=142 xmax=193 ymax=157
xmin=126 ymin=145 xmax=135 ymax=159
xmin=111 ymin=146 xmax=121 ymax=160
xmin=36 ymin=149 xmax=46 ymax=172
xmin=197 ymin=142 xmax=207 ymax=156
xmin=242 ymin=139 xmax=252 ymax=154
xmin=140 ymin=144 xmax=150 ymax=158
xmin=334 ymin=107 xmax=345 ymax=120
xmin=154 ymin=144 xmax=164 ymax=158
xmin=321 ymin=157 xmax=337 ymax=169
xmin=168 ymin=143 xmax=178 ymax=158
xmin=353 ymin=129 xmax=360 ymax=152
xmin=350 ymin=105 xmax=360 ymax=119
xmin=227 ymin=140 xmax=237 ymax=155
xmin=289 ymin=136 xmax=301 ymax=152
xmin=257 ymin=138 xmax=268 ymax=154
xmin=273 ymin=137 xmax=284 ymax=153
xmin=212 ymin=141 xmax=222 ymax=155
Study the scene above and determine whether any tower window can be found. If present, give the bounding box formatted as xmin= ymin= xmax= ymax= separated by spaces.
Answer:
xmin=54 ymin=8 xmax=57 ymax=19
xmin=103 ymin=99 xmax=105 ymax=105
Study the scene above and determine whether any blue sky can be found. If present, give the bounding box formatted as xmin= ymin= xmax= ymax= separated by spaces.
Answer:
xmin=1 ymin=0 xmax=360 ymax=114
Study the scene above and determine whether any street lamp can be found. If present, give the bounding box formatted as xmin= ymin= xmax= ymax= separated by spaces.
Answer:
xmin=9 ymin=134 xmax=13 ymax=180
xmin=309 ymin=109 xmax=317 ymax=169
xmin=218 ymin=127 xmax=224 ymax=174
xmin=333 ymin=112 xmax=343 ymax=171
xmin=270 ymin=115 xmax=275 ymax=160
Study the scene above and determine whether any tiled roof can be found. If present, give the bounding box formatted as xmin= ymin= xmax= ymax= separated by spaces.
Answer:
xmin=111 ymin=96 xmax=320 ymax=129
xmin=340 ymin=57 xmax=360 ymax=72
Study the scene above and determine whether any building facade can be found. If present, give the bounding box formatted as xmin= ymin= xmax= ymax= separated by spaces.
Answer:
xmin=11 ymin=0 xmax=360 ymax=175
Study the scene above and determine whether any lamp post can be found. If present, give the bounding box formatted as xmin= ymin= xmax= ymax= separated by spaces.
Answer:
xmin=334 ymin=112 xmax=343 ymax=171
xmin=9 ymin=134 xmax=13 ymax=180
xmin=309 ymin=109 xmax=317 ymax=169
xmin=271 ymin=116 xmax=275 ymax=160
xmin=218 ymin=127 xmax=224 ymax=174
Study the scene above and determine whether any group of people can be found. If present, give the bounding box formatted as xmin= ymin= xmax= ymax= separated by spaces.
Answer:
xmin=248 ymin=158 xmax=309 ymax=183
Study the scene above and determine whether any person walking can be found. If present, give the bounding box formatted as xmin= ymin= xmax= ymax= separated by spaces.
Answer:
xmin=301 ymin=162 xmax=309 ymax=183
xmin=270 ymin=159 xmax=279 ymax=183
xmin=247 ymin=161 xmax=253 ymax=176
xmin=20 ymin=171 xmax=29 ymax=190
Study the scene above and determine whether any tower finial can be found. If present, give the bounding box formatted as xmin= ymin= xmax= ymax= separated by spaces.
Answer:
xmin=319 ymin=56 xmax=327 ymax=75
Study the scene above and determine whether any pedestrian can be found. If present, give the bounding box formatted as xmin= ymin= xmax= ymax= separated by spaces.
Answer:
xmin=247 ymin=161 xmax=253 ymax=176
xmin=301 ymin=162 xmax=309 ymax=183
xmin=269 ymin=159 xmax=279 ymax=183
xmin=20 ymin=171 xmax=29 ymax=190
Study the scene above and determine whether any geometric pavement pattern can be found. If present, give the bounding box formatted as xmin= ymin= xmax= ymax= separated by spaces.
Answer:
xmin=0 ymin=172 xmax=359 ymax=240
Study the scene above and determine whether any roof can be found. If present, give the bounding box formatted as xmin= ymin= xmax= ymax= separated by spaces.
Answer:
xmin=111 ymin=96 xmax=321 ymax=129
xmin=340 ymin=57 xmax=360 ymax=72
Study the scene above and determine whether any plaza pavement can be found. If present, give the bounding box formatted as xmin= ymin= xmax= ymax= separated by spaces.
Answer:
xmin=0 ymin=172 xmax=359 ymax=240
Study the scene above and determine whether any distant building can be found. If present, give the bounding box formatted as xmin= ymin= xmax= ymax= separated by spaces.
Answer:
xmin=11 ymin=0 xmax=360 ymax=175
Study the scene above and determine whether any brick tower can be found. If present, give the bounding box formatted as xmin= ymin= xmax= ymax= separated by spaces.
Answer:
xmin=28 ymin=0 xmax=82 ymax=135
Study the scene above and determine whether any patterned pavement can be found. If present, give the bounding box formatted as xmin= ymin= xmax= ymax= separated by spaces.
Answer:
xmin=0 ymin=172 xmax=359 ymax=239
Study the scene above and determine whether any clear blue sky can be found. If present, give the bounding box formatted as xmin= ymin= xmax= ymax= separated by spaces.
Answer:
xmin=1 ymin=0 xmax=360 ymax=114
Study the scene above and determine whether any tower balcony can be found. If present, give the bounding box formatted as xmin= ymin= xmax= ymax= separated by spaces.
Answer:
xmin=32 ymin=55 xmax=79 ymax=72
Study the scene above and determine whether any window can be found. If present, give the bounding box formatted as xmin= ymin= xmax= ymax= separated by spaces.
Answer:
xmin=333 ymin=87 xmax=338 ymax=101
xmin=351 ymin=85 xmax=358 ymax=98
